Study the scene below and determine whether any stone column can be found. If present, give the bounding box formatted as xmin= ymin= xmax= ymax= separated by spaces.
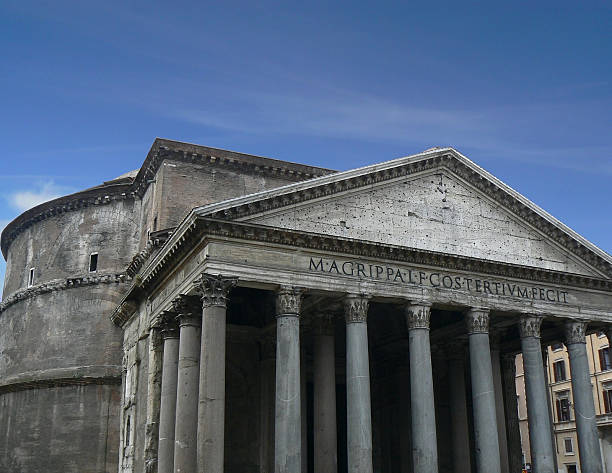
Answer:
xmin=405 ymin=302 xmax=438 ymax=473
xmin=275 ymin=287 xmax=303 ymax=473
xmin=259 ymin=333 xmax=276 ymax=473
xmin=313 ymin=315 xmax=337 ymax=473
xmin=466 ymin=308 xmax=501 ymax=473
xmin=447 ymin=341 xmax=471 ymax=473
xmin=541 ymin=346 xmax=559 ymax=473
xmin=345 ymin=294 xmax=373 ymax=473
xmin=519 ymin=315 xmax=555 ymax=473
xmin=157 ymin=313 xmax=180 ymax=473
xmin=490 ymin=338 xmax=510 ymax=473
xmin=300 ymin=340 xmax=308 ymax=473
xmin=172 ymin=295 xmax=202 ymax=473
xmin=501 ymin=353 xmax=523 ymax=473
xmin=145 ymin=324 xmax=164 ymax=473
xmin=566 ymin=321 xmax=604 ymax=473
xmin=194 ymin=274 xmax=237 ymax=473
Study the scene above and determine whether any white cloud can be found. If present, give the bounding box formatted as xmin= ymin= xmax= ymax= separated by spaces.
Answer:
xmin=8 ymin=181 xmax=67 ymax=212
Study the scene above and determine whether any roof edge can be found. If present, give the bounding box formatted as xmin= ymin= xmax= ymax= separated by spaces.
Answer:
xmin=1 ymin=138 xmax=336 ymax=258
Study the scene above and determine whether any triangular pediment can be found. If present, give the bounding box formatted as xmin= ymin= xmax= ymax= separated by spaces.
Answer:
xmin=195 ymin=148 xmax=612 ymax=278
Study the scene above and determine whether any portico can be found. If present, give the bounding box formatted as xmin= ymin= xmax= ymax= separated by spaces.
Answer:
xmin=113 ymin=147 xmax=612 ymax=473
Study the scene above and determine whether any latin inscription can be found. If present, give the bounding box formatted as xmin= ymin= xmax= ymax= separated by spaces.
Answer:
xmin=308 ymin=257 xmax=569 ymax=303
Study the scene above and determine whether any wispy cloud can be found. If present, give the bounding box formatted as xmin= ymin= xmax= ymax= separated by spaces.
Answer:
xmin=8 ymin=181 xmax=72 ymax=213
xmin=170 ymin=89 xmax=489 ymax=144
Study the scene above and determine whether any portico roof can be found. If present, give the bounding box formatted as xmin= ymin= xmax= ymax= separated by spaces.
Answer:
xmin=112 ymin=147 xmax=612 ymax=326
xmin=188 ymin=147 xmax=612 ymax=276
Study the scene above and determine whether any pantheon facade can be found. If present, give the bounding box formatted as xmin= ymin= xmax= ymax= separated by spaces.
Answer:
xmin=1 ymin=139 xmax=611 ymax=473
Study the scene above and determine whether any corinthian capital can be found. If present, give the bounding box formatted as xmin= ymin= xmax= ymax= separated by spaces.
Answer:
xmin=276 ymin=286 xmax=303 ymax=316
xmin=565 ymin=320 xmax=588 ymax=345
xmin=466 ymin=308 xmax=490 ymax=335
xmin=519 ymin=315 xmax=543 ymax=339
xmin=193 ymin=273 xmax=238 ymax=308
xmin=170 ymin=294 xmax=201 ymax=323
xmin=344 ymin=294 xmax=370 ymax=323
xmin=405 ymin=302 xmax=432 ymax=330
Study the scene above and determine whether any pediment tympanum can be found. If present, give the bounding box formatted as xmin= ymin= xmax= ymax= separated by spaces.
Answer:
xmin=246 ymin=170 xmax=597 ymax=276
xmin=194 ymin=148 xmax=611 ymax=279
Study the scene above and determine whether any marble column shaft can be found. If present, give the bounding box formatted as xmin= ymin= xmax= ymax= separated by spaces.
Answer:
xmin=145 ymin=325 xmax=164 ymax=473
xmin=447 ymin=342 xmax=471 ymax=473
xmin=158 ymin=319 xmax=180 ymax=473
xmin=490 ymin=344 xmax=510 ymax=473
xmin=345 ymin=294 xmax=373 ymax=473
xmin=313 ymin=316 xmax=337 ymax=473
xmin=172 ymin=296 xmax=202 ymax=473
xmin=566 ymin=321 xmax=604 ymax=473
xmin=406 ymin=302 xmax=438 ymax=473
xmin=275 ymin=287 xmax=303 ymax=473
xmin=519 ymin=315 xmax=555 ymax=473
xmin=259 ymin=335 xmax=276 ymax=473
xmin=466 ymin=308 xmax=501 ymax=473
xmin=501 ymin=354 xmax=523 ymax=473
xmin=195 ymin=274 xmax=237 ymax=473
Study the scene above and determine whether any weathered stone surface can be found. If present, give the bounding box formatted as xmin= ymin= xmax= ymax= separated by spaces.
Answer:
xmin=250 ymin=172 xmax=597 ymax=275
xmin=0 ymin=384 xmax=121 ymax=473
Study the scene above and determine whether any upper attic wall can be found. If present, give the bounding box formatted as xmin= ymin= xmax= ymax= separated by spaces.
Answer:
xmin=1 ymin=138 xmax=335 ymax=259
xmin=148 ymin=159 xmax=318 ymax=232
xmin=2 ymin=198 xmax=140 ymax=297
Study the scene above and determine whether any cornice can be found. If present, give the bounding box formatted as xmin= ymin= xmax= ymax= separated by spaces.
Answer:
xmin=0 ymin=272 xmax=130 ymax=315
xmin=126 ymin=229 xmax=173 ymax=278
xmin=0 ymin=365 xmax=122 ymax=394
xmin=195 ymin=149 xmax=611 ymax=278
xmin=1 ymin=138 xmax=334 ymax=258
xmin=1 ymin=182 xmax=134 ymax=258
xmin=140 ymin=218 xmax=612 ymax=295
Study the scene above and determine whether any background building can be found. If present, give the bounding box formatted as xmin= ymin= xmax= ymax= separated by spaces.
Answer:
xmin=517 ymin=335 xmax=612 ymax=473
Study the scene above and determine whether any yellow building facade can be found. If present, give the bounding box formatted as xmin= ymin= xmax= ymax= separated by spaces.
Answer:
xmin=517 ymin=334 xmax=612 ymax=472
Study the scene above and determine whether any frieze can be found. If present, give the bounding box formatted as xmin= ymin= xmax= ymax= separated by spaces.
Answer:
xmin=140 ymin=218 xmax=611 ymax=297
xmin=344 ymin=294 xmax=370 ymax=323
xmin=405 ymin=303 xmax=432 ymax=330
xmin=565 ymin=320 xmax=588 ymax=345
xmin=308 ymin=256 xmax=571 ymax=303
xmin=519 ymin=315 xmax=543 ymax=339
xmin=276 ymin=286 xmax=302 ymax=316
xmin=465 ymin=308 xmax=490 ymax=334
xmin=193 ymin=273 xmax=238 ymax=308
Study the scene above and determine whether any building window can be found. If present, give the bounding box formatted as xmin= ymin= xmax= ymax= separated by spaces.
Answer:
xmin=603 ymin=384 xmax=612 ymax=413
xmin=89 ymin=253 xmax=98 ymax=273
xmin=564 ymin=437 xmax=574 ymax=454
xmin=28 ymin=267 xmax=35 ymax=287
xmin=599 ymin=347 xmax=612 ymax=371
xmin=566 ymin=465 xmax=577 ymax=473
xmin=553 ymin=360 xmax=567 ymax=382
xmin=552 ymin=342 xmax=564 ymax=351
xmin=555 ymin=391 xmax=571 ymax=422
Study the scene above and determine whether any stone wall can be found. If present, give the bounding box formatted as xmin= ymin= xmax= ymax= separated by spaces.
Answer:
xmin=0 ymin=384 xmax=121 ymax=473
xmin=0 ymin=139 xmax=333 ymax=473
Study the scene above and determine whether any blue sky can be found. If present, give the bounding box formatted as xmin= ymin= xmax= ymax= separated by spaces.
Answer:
xmin=1 ymin=1 xmax=611 ymax=294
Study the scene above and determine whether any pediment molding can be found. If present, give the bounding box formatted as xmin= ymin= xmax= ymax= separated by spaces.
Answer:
xmin=136 ymin=218 xmax=612 ymax=300
xmin=197 ymin=150 xmax=611 ymax=278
